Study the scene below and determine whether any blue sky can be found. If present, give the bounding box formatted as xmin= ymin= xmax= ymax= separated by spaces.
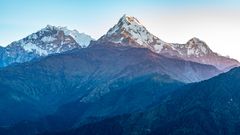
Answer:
xmin=1 ymin=0 xmax=240 ymax=60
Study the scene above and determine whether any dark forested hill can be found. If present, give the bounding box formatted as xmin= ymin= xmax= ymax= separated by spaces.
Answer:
xmin=41 ymin=67 xmax=240 ymax=135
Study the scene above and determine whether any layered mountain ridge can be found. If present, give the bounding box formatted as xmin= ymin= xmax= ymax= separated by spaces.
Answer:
xmin=0 ymin=43 xmax=220 ymax=126
xmin=0 ymin=14 xmax=239 ymax=135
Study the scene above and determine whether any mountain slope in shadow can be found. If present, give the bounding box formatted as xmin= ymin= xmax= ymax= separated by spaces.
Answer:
xmin=42 ymin=67 xmax=240 ymax=135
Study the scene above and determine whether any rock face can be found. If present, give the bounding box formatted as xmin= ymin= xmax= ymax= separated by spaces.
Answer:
xmin=0 ymin=25 xmax=94 ymax=67
xmin=98 ymin=15 xmax=239 ymax=71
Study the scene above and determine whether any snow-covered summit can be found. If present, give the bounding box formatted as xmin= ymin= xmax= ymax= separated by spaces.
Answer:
xmin=171 ymin=37 xmax=213 ymax=58
xmin=121 ymin=14 xmax=142 ymax=25
xmin=99 ymin=14 xmax=167 ymax=52
xmin=8 ymin=25 xmax=94 ymax=56
xmin=186 ymin=37 xmax=212 ymax=55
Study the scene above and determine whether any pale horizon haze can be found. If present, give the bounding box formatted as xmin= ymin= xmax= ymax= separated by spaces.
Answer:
xmin=1 ymin=0 xmax=240 ymax=60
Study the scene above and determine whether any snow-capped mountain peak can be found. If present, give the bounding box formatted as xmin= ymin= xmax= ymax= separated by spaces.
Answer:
xmin=99 ymin=14 xmax=166 ymax=51
xmin=0 ymin=25 xmax=94 ymax=67
xmin=119 ymin=14 xmax=142 ymax=26
xmin=12 ymin=25 xmax=94 ymax=56
xmin=186 ymin=37 xmax=212 ymax=56
xmin=16 ymin=25 xmax=80 ymax=55
xmin=45 ymin=24 xmax=57 ymax=30
xmin=106 ymin=14 xmax=143 ymax=35
xmin=171 ymin=37 xmax=213 ymax=58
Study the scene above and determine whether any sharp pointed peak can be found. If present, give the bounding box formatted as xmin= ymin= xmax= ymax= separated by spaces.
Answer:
xmin=188 ymin=37 xmax=204 ymax=43
xmin=45 ymin=25 xmax=58 ymax=30
xmin=44 ymin=25 xmax=68 ymax=31
xmin=118 ymin=14 xmax=142 ymax=26
xmin=99 ymin=14 xmax=164 ymax=48
xmin=45 ymin=24 xmax=55 ymax=28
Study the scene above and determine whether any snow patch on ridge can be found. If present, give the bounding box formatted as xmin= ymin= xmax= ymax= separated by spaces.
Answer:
xmin=41 ymin=36 xmax=56 ymax=42
xmin=23 ymin=42 xmax=48 ymax=56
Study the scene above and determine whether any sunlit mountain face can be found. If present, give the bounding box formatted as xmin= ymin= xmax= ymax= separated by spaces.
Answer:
xmin=99 ymin=15 xmax=239 ymax=71
xmin=0 ymin=12 xmax=239 ymax=135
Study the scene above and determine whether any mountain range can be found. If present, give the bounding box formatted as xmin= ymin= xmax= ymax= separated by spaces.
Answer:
xmin=0 ymin=15 xmax=239 ymax=135
xmin=99 ymin=15 xmax=239 ymax=71
xmin=0 ymin=15 xmax=239 ymax=71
